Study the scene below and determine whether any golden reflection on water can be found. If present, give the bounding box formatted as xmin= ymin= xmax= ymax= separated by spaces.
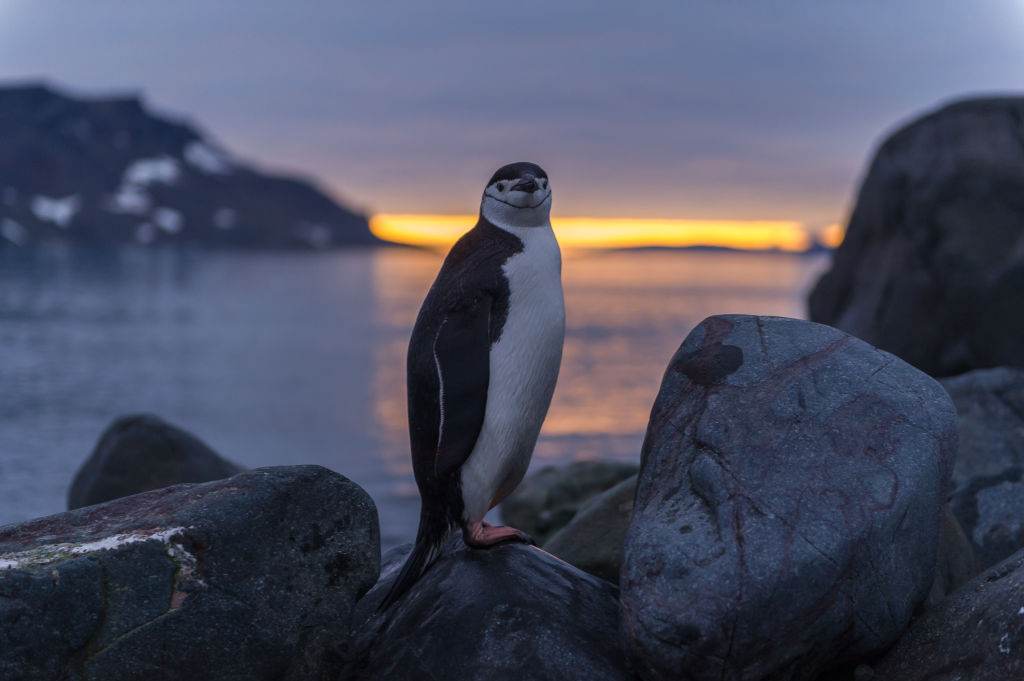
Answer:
xmin=370 ymin=248 xmax=828 ymax=476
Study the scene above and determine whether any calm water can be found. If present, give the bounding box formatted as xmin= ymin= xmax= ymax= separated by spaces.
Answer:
xmin=0 ymin=246 xmax=827 ymax=547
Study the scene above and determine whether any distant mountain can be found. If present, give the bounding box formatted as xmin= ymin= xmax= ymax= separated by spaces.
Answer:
xmin=0 ymin=83 xmax=379 ymax=249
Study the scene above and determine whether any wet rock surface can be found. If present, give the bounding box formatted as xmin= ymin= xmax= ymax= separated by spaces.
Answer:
xmin=943 ymin=367 xmax=1024 ymax=569
xmin=544 ymin=474 xmax=636 ymax=583
xmin=872 ymin=548 xmax=1024 ymax=681
xmin=808 ymin=97 xmax=1024 ymax=377
xmin=67 ymin=414 xmax=243 ymax=510
xmin=501 ymin=460 xmax=639 ymax=544
xmin=0 ymin=466 xmax=380 ymax=681
xmin=621 ymin=315 xmax=957 ymax=681
xmin=343 ymin=540 xmax=633 ymax=681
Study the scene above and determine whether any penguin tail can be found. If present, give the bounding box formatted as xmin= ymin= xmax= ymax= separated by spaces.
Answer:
xmin=377 ymin=508 xmax=449 ymax=612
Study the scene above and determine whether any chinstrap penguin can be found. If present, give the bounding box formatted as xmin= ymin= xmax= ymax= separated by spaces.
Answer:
xmin=380 ymin=161 xmax=565 ymax=610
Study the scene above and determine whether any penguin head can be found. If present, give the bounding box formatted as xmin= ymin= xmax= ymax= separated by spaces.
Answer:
xmin=480 ymin=162 xmax=552 ymax=230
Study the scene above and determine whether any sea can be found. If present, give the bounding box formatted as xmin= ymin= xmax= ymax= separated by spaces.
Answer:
xmin=0 ymin=245 xmax=828 ymax=548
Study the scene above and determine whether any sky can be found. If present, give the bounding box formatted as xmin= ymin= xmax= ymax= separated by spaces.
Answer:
xmin=1 ymin=1 xmax=1023 ymax=230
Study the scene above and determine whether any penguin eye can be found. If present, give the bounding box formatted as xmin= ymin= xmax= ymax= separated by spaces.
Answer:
xmin=496 ymin=183 xmax=506 ymax=192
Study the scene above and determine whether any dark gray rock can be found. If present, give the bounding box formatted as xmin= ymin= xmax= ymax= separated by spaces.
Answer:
xmin=500 ymin=460 xmax=639 ymax=544
xmin=68 ymin=414 xmax=243 ymax=509
xmin=926 ymin=505 xmax=979 ymax=607
xmin=808 ymin=97 xmax=1024 ymax=377
xmin=942 ymin=368 xmax=1024 ymax=569
xmin=872 ymin=548 xmax=1024 ymax=680
xmin=0 ymin=83 xmax=376 ymax=250
xmin=544 ymin=474 xmax=636 ymax=583
xmin=343 ymin=540 xmax=633 ymax=681
xmin=943 ymin=367 xmax=1024 ymax=486
xmin=0 ymin=466 xmax=380 ymax=681
xmin=621 ymin=315 xmax=957 ymax=681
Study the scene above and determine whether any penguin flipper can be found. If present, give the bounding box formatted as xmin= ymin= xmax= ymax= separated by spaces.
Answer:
xmin=431 ymin=296 xmax=492 ymax=478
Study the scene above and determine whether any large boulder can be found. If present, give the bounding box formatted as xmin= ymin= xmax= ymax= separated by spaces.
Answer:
xmin=501 ymin=460 xmax=639 ymax=544
xmin=343 ymin=540 xmax=632 ymax=681
xmin=872 ymin=548 xmax=1024 ymax=680
xmin=0 ymin=466 xmax=380 ymax=681
xmin=544 ymin=474 xmax=636 ymax=583
xmin=942 ymin=368 xmax=1024 ymax=568
xmin=808 ymin=97 xmax=1024 ymax=377
xmin=621 ymin=315 xmax=957 ymax=681
xmin=68 ymin=414 xmax=243 ymax=510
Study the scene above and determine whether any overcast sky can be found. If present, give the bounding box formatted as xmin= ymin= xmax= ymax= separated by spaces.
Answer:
xmin=1 ymin=1 xmax=1022 ymax=224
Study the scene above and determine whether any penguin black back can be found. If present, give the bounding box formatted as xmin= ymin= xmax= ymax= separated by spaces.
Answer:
xmin=378 ymin=221 xmax=524 ymax=610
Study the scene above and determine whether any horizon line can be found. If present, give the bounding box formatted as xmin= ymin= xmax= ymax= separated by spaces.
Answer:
xmin=370 ymin=213 xmax=845 ymax=252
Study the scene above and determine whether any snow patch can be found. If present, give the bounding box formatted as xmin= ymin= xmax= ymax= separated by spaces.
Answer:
xmin=213 ymin=207 xmax=237 ymax=230
xmin=184 ymin=141 xmax=232 ymax=175
xmin=1 ymin=218 xmax=27 ymax=245
xmin=108 ymin=185 xmax=152 ymax=215
xmin=0 ymin=526 xmax=188 ymax=570
xmin=125 ymin=156 xmax=180 ymax=185
xmin=31 ymin=195 xmax=80 ymax=228
xmin=153 ymin=207 xmax=184 ymax=234
xmin=999 ymin=632 xmax=1012 ymax=654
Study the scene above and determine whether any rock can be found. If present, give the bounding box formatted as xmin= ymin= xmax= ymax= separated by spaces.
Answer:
xmin=942 ymin=367 xmax=1024 ymax=569
xmin=0 ymin=83 xmax=377 ymax=250
xmin=0 ymin=466 xmax=380 ymax=681
xmin=808 ymin=97 xmax=1024 ymax=377
xmin=544 ymin=474 xmax=636 ymax=583
xmin=942 ymin=367 xmax=1024 ymax=485
xmin=343 ymin=540 xmax=632 ymax=681
xmin=926 ymin=505 xmax=979 ymax=607
xmin=872 ymin=548 xmax=1024 ymax=680
xmin=621 ymin=315 xmax=957 ymax=681
xmin=500 ymin=460 xmax=639 ymax=544
xmin=68 ymin=414 xmax=243 ymax=509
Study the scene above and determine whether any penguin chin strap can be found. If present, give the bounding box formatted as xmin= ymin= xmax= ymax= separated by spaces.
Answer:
xmin=481 ymin=192 xmax=552 ymax=232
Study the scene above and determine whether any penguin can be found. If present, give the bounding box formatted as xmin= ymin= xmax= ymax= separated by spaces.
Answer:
xmin=379 ymin=161 xmax=565 ymax=610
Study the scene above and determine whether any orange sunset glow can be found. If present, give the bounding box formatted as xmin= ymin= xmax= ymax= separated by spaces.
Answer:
xmin=370 ymin=214 xmax=817 ymax=252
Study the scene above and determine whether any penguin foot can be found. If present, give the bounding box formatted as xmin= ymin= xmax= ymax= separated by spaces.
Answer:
xmin=463 ymin=521 xmax=535 ymax=548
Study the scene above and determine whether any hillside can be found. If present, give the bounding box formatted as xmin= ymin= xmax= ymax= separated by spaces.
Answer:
xmin=0 ymin=83 xmax=378 ymax=249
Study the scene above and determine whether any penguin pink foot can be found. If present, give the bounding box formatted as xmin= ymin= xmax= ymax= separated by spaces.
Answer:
xmin=463 ymin=520 xmax=535 ymax=548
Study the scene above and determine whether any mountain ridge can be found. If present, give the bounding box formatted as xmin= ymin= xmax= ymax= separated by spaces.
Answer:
xmin=0 ymin=82 xmax=379 ymax=249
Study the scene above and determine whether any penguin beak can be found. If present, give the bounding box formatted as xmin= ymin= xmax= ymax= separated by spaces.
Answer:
xmin=512 ymin=176 xmax=539 ymax=193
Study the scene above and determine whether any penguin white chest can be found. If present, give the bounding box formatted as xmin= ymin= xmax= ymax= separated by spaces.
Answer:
xmin=460 ymin=226 xmax=565 ymax=522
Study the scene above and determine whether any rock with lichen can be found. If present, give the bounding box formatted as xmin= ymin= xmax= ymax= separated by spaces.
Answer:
xmin=0 ymin=466 xmax=379 ymax=681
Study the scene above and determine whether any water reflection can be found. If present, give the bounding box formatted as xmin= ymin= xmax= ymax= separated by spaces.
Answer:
xmin=369 ymin=248 xmax=827 ymax=483
xmin=0 ymin=245 xmax=826 ymax=547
